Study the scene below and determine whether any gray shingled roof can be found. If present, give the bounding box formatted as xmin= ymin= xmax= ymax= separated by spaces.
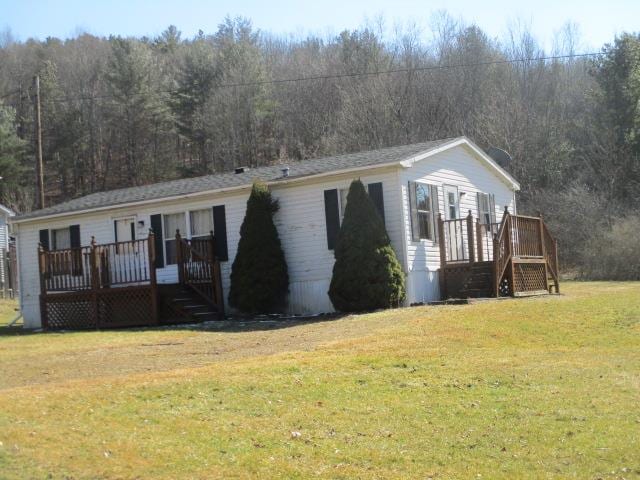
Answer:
xmin=16 ymin=138 xmax=458 ymax=221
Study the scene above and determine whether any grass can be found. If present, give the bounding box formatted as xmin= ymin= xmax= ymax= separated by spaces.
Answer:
xmin=0 ymin=298 xmax=18 ymax=326
xmin=0 ymin=282 xmax=638 ymax=479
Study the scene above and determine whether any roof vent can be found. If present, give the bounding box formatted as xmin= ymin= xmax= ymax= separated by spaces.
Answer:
xmin=235 ymin=166 xmax=249 ymax=174
xmin=281 ymin=166 xmax=290 ymax=178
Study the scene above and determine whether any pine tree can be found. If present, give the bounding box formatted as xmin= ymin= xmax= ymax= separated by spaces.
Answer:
xmin=0 ymin=102 xmax=26 ymax=207
xmin=229 ymin=182 xmax=289 ymax=313
xmin=329 ymin=179 xmax=405 ymax=312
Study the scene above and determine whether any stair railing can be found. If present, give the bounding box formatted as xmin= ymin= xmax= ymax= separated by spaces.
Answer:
xmin=493 ymin=208 xmax=512 ymax=296
xmin=542 ymin=220 xmax=560 ymax=293
xmin=176 ymin=230 xmax=224 ymax=316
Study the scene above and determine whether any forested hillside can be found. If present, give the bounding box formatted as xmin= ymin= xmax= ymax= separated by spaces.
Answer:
xmin=0 ymin=16 xmax=639 ymax=276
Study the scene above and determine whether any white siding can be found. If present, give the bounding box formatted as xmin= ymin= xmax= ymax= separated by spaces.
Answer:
xmin=0 ymin=216 xmax=6 ymax=285
xmin=399 ymin=144 xmax=517 ymax=304
xmin=16 ymin=167 xmax=403 ymax=327
xmin=273 ymin=168 xmax=403 ymax=314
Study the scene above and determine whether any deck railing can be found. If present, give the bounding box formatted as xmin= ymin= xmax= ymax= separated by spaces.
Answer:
xmin=509 ymin=215 xmax=544 ymax=258
xmin=438 ymin=211 xmax=499 ymax=265
xmin=39 ymin=235 xmax=155 ymax=293
xmin=38 ymin=232 xmax=159 ymax=329
xmin=438 ymin=208 xmax=559 ymax=297
xmin=542 ymin=220 xmax=560 ymax=293
xmin=97 ymin=238 xmax=152 ymax=287
xmin=176 ymin=231 xmax=224 ymax=316
xmin=493 ymin=212 xmax=512 ymax=296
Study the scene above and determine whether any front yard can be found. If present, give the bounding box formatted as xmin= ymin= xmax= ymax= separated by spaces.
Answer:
xmin=0 ymin=282 xmax=638 ymax=479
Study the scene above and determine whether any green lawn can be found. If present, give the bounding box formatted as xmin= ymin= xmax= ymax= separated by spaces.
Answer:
xmin=0 ymin=282 xmax=638 ymax=479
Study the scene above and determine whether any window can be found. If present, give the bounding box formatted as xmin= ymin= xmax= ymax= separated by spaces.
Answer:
xmin=447 ymin=191 xmax=458 ymax=219
xmin=189 ymin=209 xmax=213 ymax=239
xmin=52 ymin=227 xmax=71 ymax=250
xmin=189 ymin=209 xmax=214 ymax=257
xmin=338 ymin=185 xmax=369 ymax=223
xmin=477 ymin=192 xmax=496 ymax=225
xmin=416 ymin=184 xmax=434 ymax=240
xmin=339 ymin=188 xmax=349 ymax=222
xmin=409 ymin=182 xmax=438 ymax=241
xmin=163 ymin=213 xmax=186 ymax=265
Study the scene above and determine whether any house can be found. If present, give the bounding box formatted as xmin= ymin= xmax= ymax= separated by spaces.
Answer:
xmin=11 ymin=136 xmax=558 ymax=330
xmin=0 ymin=203 xmax=16 ymax=297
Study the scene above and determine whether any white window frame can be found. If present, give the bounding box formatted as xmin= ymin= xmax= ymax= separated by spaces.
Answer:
xmin=408 ymin=181 xmax=439 ymax=242
xmin=415 ymin=182 xmax=436 ymax=241
xmin=338 ymin=185 xmax=369 ymax=224
xmin=159 ymin=209 xmax=215 ymax=267
xmin=189 ymin=208 xmax=214 ymax=240
xmin=477 ymin=192 xmax=496 ymax=226
xmin=162 ymin=212 xmax=187 ymax=266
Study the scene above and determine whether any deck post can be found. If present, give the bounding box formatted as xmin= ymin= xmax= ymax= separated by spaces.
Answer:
xmin=538 ymin=213 xmax=549 ymax=293
xmin=148 ymin=230 xmax=159 ymax=325
xmin=176 ymin=230 xmax=184 ymax=285
xmin=38 ymin=243 xmax=49 ymax=329
xmin=492 ymin=234 xmax=499 ymax=297
xmin=554 ymin=238 xmax=560 ymax=293
xmin=437 ymin=213 xmax=446 ymax=267
xmin=506 ymin=216 xmax=515 ymax=296
xmin=476 ymin=219 xmax=483 ymax=262
xmin=466 ymin=210 xmax=475 ymax=264
xmin=89 ymin=237 xmax=100 ymax=328
xmin=437 ymin=213 xmax=447 ymax=299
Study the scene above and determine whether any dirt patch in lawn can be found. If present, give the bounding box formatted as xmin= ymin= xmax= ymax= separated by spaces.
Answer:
xmin=0 ymin=313 xmax=399 ymax=391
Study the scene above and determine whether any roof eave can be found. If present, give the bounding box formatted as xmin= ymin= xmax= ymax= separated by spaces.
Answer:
xmin=399 ymin=137 xmax=520 ymax=191
xmin=11 ymin=161 xmax=403 ymax=225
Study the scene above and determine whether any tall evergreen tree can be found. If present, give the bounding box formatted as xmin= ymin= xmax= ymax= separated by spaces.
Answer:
xmin=329 ymin=179 xmax=405 ymax=312
xmin=0 ymin=102 xmax=26 ymax=208
xmin=229 ymin=182 xmax=288 ymax=313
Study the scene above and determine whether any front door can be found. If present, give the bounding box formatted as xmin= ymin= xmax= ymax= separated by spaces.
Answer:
xmin=112 ymin=217 xmax=138 ymax=284
xmin=444 ymin=185 xmax=464 ymax=261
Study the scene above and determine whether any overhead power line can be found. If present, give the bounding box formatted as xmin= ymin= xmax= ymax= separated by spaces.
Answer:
xmin=0 ymin=89 xmax=21 ymax=100
xmin=1 ymin=51 xmax=602 ymax=105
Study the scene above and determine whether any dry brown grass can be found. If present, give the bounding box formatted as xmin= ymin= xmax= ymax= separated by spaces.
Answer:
xmin=0 ymin=282 xmax=638 ymax=479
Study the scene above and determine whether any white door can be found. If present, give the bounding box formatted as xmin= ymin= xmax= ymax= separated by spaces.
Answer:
xmin=112 ymin=217 xmax=138 ymax=284
xmin=115 ymin=217 xmax=136 ymax=244
xmin=444 ymin=185 xmax=464 ymax=261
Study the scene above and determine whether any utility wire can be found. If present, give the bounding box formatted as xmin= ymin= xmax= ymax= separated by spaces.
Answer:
xmin=1 ymin=51 xmax=602 ymax=105
xmin=0 ymin=89 xmax=21 ymax=100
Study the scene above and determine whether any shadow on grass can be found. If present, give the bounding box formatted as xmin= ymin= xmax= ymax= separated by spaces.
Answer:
xmin=0 ymin=313 xmax=351 ymax=336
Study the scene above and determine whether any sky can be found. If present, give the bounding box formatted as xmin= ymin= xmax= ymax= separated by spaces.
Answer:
xmin=1 ymin=0 xmax=638 ymax=51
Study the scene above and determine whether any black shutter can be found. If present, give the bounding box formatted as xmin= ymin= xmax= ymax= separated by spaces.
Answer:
xmin=212 ymin=205 xmax=228 ymax=261
xmin=368 ymin=182 xmax=385 ymax=225
xmin=150 ymin=214 xmax=164 ymax=268
xmin=69 ymin=225 xmax=81 ymax=248
xmin=324 ymin=189 xmax=340 ymax=250
xmin=69 ymin=224 xmax=83 ymax=276
xmin=39 ymin=229 xmax=50 ymax=250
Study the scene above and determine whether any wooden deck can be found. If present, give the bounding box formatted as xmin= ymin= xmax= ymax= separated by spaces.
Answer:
xmin=437 ymin=208 xmax=559 ymax=299
xmin=38 ymin=231 xmax=224 ymax=330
